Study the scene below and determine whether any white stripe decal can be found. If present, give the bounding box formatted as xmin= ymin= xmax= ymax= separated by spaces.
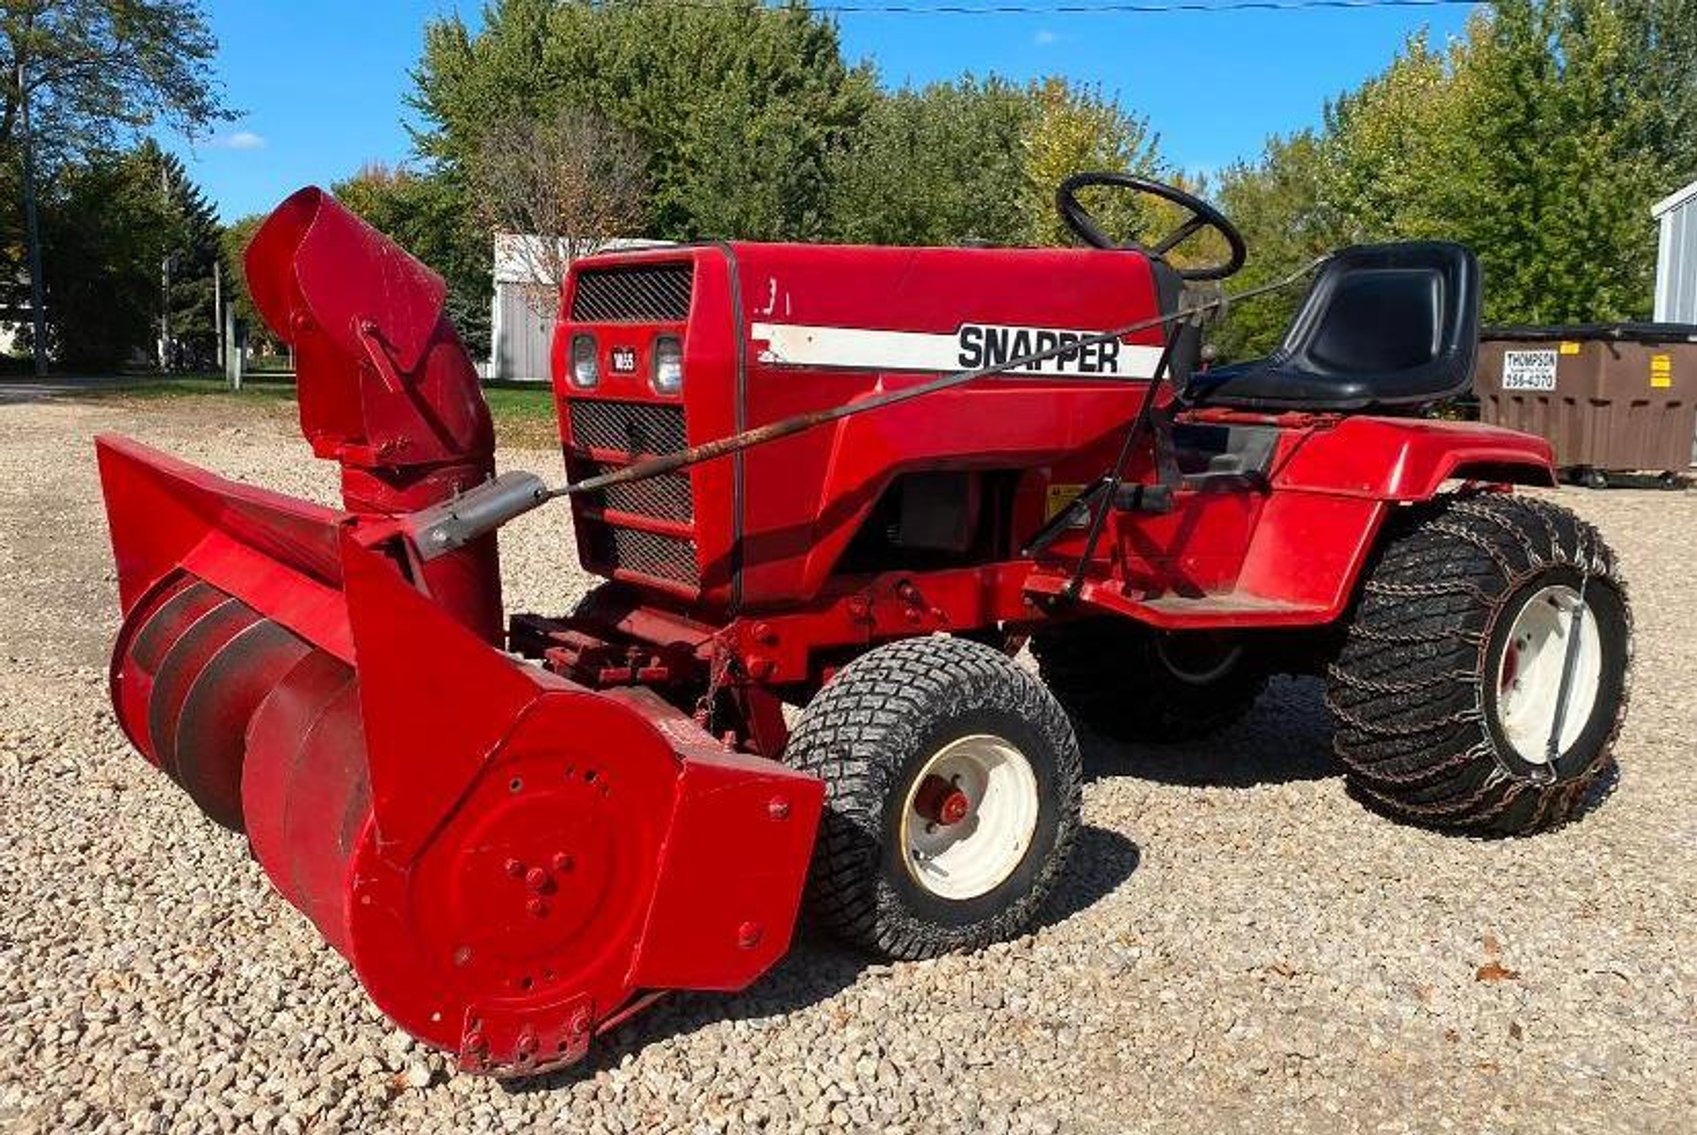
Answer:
xmin=751 ymin=321 xmax=1162 ymax=379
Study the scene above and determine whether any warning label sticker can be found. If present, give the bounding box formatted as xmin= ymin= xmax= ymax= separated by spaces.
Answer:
xmin=1502 ymin=349 xmax=1559 ymax=391
xmin=1651 ymin=353 xmax=1673 ymax=389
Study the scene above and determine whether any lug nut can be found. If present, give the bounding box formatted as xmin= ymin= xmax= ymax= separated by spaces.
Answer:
xmin=525 ymin=867 xmax=549 ymax=891
xmin=505 ymin=858 xmax=524 ymax=878
xmin=552 ymin=852 xmax=574 ymax=873
xmin=737 ymin=921 xmax=763 ymax=949
xmin=768 ymin=796 xmax=791 ymax=820
xmin=527 ymin=898 xmax=549 ymax=918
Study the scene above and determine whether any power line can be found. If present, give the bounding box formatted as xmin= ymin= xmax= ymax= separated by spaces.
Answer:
xmin=762 ymin=0 xmax=1487 ymax=14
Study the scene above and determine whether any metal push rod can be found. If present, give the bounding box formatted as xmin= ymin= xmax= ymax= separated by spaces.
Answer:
xmin=404 ymin=258 xmax=1327 ymax=560
xmin=547 ymin=258 xmax=1325 ymax=503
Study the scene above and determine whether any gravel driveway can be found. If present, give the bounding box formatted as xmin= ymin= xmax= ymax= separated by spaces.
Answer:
xmin=2 ymin=394 xmax=1693 ymax=1133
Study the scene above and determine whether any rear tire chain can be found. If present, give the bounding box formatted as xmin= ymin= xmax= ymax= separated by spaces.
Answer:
xmin=1325 ymin=493 xmax=1632 ymax=836
xmin=786 ymin=635 xmax=1082 ymax=960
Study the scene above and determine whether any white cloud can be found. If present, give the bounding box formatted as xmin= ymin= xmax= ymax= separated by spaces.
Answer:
xmin=1033 ymin=29 xmax=1059 ymax=46
xmin=221 ymin=131 xmax=267 ymax=151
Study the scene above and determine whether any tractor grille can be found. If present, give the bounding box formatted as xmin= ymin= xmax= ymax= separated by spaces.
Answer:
xmin=579 ymin=460 xmax=694 ymax=523
xmin=566 ymin=398 xmax=698 ymax=587
xmin=568 ymin=399 xmax=687 ymax=456
xmin=570 ymin=263 xmax=694 ymax=323
xmin=583 ymin=526 xmax=700 ymax=587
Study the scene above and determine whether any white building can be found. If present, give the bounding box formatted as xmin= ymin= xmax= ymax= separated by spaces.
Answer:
xmin=1653 ymin=179 xmax=1697 ymax=324
xmin=488 ymin=233 xmax=671 ymax=382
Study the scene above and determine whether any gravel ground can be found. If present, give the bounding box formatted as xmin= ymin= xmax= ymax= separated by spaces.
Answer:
xmin=2 ymin=394 xmax=1694 ymax=1133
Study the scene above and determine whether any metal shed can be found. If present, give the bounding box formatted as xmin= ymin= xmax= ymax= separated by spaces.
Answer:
xmin=1654 ymin=179 xmax=1697 ymax=324
xmin=487 ymin=234 xmax=671 ymax=382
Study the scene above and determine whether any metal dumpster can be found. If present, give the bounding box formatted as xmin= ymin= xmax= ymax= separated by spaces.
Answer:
xmin=1476 ymin=323 xmax=1697 ymax=486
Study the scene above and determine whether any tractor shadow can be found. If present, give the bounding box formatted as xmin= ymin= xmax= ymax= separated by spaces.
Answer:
xmin=1078 ymin=675 xmax=1342 ymax=788
xmin=502 ymin=823 xmax=1139 ymax=1093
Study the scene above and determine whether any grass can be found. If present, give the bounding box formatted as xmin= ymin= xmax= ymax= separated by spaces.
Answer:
xmin=102 ymin=374 xmax=299 ymax=402
xmin=481 ymin=381 xmax=562 ymax=449
xmin=63 ymin=373 xmax=564 ymax=449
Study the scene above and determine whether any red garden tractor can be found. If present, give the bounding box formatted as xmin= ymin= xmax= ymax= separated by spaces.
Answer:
xmin=97 ymin=175 xmax=1631 ymax=1076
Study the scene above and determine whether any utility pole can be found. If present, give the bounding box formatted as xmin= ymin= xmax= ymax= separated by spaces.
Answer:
xmin=18 ymin=57 xmax=48 ymax=377
xmin=213 ymin=261 xmax=224 ymax=368
xmin=160 ymin=162 xmax=171 ymax=371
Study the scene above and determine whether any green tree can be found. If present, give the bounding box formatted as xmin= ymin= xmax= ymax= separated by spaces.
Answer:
xmin=134 ymin=140 xmax=223 ymax=367
xmin=1616 ymin=0 xmax=1697 ymax=179
xmin=1212 ymin=131 xmax=1348 ymax=359
xmin=0 ymin=1 xmax=227 ymax=161
xmin=1459 ymin=0 xmax=1668 ymax=322
xmin=1210 ymin=1 xmax=1690 ymax=356
xmin=413 ymin=0 xmax=874 ymax=242
xmin=1022 ymin=77 xmax=1164 ymax=249
xmin=826 ymin=76 xmax=1168 ymax=249
xmin=825 ymin=77 xmax=1032 ymax=246
xmin=38 ymin=146 xmax=179 ymax=368
xmin=1 ymin=1 xmax=230 ymax=372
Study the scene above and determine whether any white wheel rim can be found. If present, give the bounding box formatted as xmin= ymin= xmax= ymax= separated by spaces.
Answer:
xmin=899 ymin=734 xmax=1039 ymax=901
xmin=1494 ymin=584 xmax=1603 ymax=765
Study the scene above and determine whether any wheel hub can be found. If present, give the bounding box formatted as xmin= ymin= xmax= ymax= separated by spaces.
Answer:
xmin=1494 ymin=583 xmax=1602 ymax=770
xmin=912 ymin=773 xmax=971 ymax=826
xmin=899 ymin=735 xmax=1039 ymax=901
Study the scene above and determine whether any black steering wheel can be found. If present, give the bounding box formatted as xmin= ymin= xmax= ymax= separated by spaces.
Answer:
xmin=1057 ymin=171 xmax=1247 ymax=281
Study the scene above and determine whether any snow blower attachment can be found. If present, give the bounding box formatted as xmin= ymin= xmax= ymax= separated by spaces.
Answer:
xmin=100 ymin=173 xmax=1632 ymax=1076
xmin=99 ymin=189 xmax=822 ymax=1076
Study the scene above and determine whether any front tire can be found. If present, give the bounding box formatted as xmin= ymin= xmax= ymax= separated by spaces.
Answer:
xmin=1326 ymin=494 xmax=1631 ymax=835
xmin=787 ymin=636 xmax=1082 ymax=959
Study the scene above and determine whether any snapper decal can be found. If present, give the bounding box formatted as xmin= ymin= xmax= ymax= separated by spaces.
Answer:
xmin=752 ymin=321 xmax=1163 ymax=379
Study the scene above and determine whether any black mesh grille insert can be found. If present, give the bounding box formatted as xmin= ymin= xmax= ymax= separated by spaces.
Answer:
xmin=585 ymin=526 xmax=699 ymax=587
xmin=580 ymin=461 xmax=693 ymax=523
xmin=570 ymin=263 xmax=694 ymax=323
xmin=567 ymin=399 xmax=698 ymax=586
xmin=567 ymin=400 xmax=687 ymax=456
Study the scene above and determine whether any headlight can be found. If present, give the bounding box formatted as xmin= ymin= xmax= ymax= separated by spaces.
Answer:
xmin=569 ymin=334 xmax=599 ymax=388
xmin=651 ymin=335 xmax=683 ymax=395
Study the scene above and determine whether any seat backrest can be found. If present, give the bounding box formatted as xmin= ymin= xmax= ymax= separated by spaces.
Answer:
xmin=1278 ymin=241 xmax=1480 ymax=407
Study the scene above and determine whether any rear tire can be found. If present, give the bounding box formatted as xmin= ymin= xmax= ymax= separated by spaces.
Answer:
xmin=787 ymin=636 xmax=1082 ymax=959
xmin=1031 ymin=620 xmax=1268 ymax=742
xmin=1326 ymin=494 xmax=1631 ymax=835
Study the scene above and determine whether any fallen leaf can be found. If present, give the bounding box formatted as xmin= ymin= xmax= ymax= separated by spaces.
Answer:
xmin=1475 ymin=961 xmax=1520 ymax=983
xmin=1482 ymin=932 xmax=1501 ymax=957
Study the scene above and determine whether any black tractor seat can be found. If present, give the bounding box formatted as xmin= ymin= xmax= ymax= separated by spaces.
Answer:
xmin=1186 ymin=242 xmax=1481 ymax=413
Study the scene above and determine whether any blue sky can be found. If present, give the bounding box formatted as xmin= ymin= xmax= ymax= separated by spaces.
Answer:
xmin=173 ymin=1 xmax=1478 ymax=222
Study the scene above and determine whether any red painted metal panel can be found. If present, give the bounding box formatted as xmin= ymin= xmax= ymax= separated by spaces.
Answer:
xmin=1275 ymin=415 xmax=1556 ymax=498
